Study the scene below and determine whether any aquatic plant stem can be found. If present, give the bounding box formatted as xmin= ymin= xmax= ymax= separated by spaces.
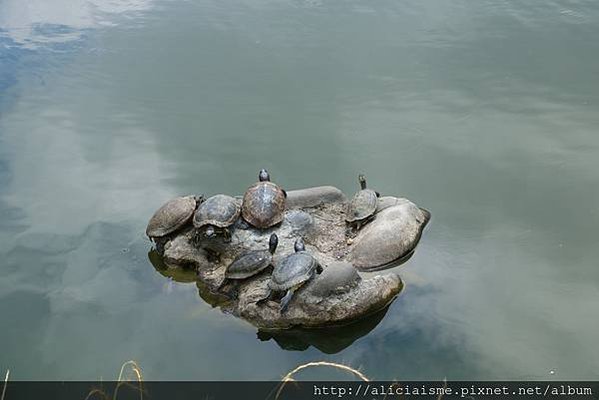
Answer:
xmin=1 ymin=370 xmax=9 ymax=400
xmin=113 ymin=360 xmax=143 ymax=400
xmin=276 ymin=361 xmax=369 ymax=400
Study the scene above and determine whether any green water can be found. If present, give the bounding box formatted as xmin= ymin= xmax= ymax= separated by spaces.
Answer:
xmin=1 ymin=0 xmax=599 ymax=380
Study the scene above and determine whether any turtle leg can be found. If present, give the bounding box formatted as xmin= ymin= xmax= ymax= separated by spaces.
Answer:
xmin=216 ymin=278 xmax=228 ymax=291
xmin=280 ymin=287 xmax=297 ymax=313
xmin=255 ymin=289 xmax=273 ymax=306
xmin=237 ymin=219 xmax=250 ymax=230
xmin=193 ymin=230 xmax=202 ymax=246
xmin=217 ymin=279 xmax=240 ymax=297
xmin=155 ymin=238 xmax=167 ymax=254
xmin=345 ymin=224 xmax=352 ymax=236
xmin=282 ymin=189 xmax=288 ymax=198
xmin=346 ymin=222 xmax=358 ymax=236
xmin=223 ymin=228 xmax=232 ymax=243
xmin=316 ymin=263 xmax=323 ymax=274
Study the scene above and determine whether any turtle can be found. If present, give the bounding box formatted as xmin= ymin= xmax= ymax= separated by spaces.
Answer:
xmin=259 ymin=237 xmax=322 ymax=312
xmin=218 ymin=233 xmax=278 ymax=291
xmin=146 ymin=195 xmax=203 ymax=250
xmin=193 ymin=194 xmax=240 ymax=241
xmin=241 ymin=169 xmax=287 ymax=229
xmin=345 ymin=174 xmax=380 ymax=231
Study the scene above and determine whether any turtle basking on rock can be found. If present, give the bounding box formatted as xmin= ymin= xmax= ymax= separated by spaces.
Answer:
xmin=346 ymin=174 xmax=379 ymax=231
xmin=242 ymin=169 xmax=287 ymax=229
xmin=259 ymin=237 xmax=322 ymax=312
xmin=146 ymin=195 xmax=203 ymax=251
xmin=218 ymin=233 xmax=279 ymax=292
xmin=193 ymin=194 xmax=240 ymax=241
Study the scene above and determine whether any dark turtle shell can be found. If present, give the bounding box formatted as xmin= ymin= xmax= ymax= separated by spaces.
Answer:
xmin=226 ymin=250 xmax=273 ymax=280
xmin=346 ymin=189 xmax=378 ymax=223
xmin=146 ymin=195 xmax=198 ymax=238
xmin=269 ymin=251 xmax=318 ymax=291
xmin=242 ymin=181 xmax=286 ymax=229
xmin=193 ymin=194 xmax=240 ymax=229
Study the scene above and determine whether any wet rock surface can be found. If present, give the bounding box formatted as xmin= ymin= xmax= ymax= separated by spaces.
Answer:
xmin=150 ymin=186 xmax=430 ymax=329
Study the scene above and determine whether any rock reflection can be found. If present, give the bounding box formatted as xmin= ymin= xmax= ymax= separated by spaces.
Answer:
xmin=257 ymin=306 xmax=390 ymax=354
xmin=148 ymin=248 xmax=390 ymax=353
xmin=148 ymin=249 xmax=197 ymax=283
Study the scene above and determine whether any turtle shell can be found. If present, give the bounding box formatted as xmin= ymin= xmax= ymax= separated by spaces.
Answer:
xmin=193 ymin=194 xmax=240 ymax=229
xmin=346 ymin=189 xmax=378 ymax=223
xmin=269 ymin=251 xmax=318 ymax=291
xmin=146 ymin=195 xmax=197 ymax=238
xmin=242 ymin=181 xmax=286 ymax=229
xmin=225 ymin=250 xmax=272 ymax=280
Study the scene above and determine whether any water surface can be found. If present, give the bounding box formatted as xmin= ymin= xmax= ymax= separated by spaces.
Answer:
xmin=1 ymin=0 xmax=599 ymax=380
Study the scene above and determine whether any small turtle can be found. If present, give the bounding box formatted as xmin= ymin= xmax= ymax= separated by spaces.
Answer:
xmin=218 ymin=233 xmax=278 ymax=291
xmin=242 ymin=169 xmax=287 ymax=229
xmin=193 ymin=194 xmax=240 ymax=241
xmin=260 ymin=237 xmax=322 ymax=312
xmin=346 ymin=174 xmax=380 ymax=231
xmin=146 ymin=195 xmax=203 ymax=249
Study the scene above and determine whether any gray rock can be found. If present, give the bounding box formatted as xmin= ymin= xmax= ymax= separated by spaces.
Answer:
xmin=286 ymin=186 xmax=346 ymax=209
xmin=350 ymin=201 xmax=430 ymax=271
xmin=307 ymin=262 xmax=361 ymax=297
xmin=156 ymin=187 xmax=429 ymax=329
xmin=285 ymin=210 xmax=314 ymax=234
xmin=161 ymin=230 xmax=403 ymax=329
xmin=376 ymin=196 xmax=411 ymax=213
xmin=237 ymin=272 xmax=403 ymax=329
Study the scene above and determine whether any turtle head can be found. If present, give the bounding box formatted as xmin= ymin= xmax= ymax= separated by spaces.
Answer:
xmin=204 ymin=226 xmax=215 ymax=238
xmin=259 ymin=169 xmax=270 ymax=182
xmin=268 ymin=233 xmax=278 ymax=254
xmin=358 ymin=174 xmax=367 ymax=190
xmin=194 ymin=194 xmax=205 ymax=206
xmin=294 ymin=237 xmax=305 ymax=252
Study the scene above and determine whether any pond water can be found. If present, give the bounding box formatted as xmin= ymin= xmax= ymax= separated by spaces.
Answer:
xmin=1 ymin=0 xmax=599 ymax=381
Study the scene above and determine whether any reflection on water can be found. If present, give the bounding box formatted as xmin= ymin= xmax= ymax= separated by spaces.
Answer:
xmin=1 ymin=0 xmax=599 ymax=381
xmin=149 ymin=249 xmax=197 ymax=284
xmin=0 ymin=0 xmax=153 ymax=47
xmin=149 ymin=248 xmax=392 ymax=354
xmin=257 ymin=307 xmax=390 ymax=354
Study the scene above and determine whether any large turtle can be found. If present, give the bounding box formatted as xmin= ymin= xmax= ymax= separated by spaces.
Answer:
xmin=242 ymin=169 xmax=286 ymax=229
xmin=218 ymin=233 xmax=278 ymax=291
xmin=346 ymin=174 xmax=379 ymax=231
xmin=193 ymin=194 xmax=240 ymax=241
xmin=260 ymin=237 xmax=322 ymax=312
xmin=146 ymin=195 xmax=203 ymax=249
